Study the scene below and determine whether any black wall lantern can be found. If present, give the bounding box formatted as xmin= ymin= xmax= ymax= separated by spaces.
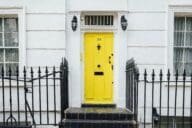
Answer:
xmin=121 ymin=15 xmax=128 ymax=31
xmin=71 ymin=16 xmax=78 ymax=31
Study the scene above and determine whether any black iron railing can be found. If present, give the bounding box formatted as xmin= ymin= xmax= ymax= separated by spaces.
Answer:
xmin=126 ymin=58 xmax=192 ymax=128
xmin=126 ymin=58 xmax=139 ymax=121
xmin=0 ymin=58 xmax=69 ymax=127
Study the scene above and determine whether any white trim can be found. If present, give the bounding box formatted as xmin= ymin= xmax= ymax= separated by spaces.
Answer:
xmin=68 ymin=10 xmax=129 ymax=14
xmin=0 ymin=7 xmax=26 ymax=74
xmin=27 ymin=48 xmax=66 ymax=50
xmin=0 ymin=6 xmax=23 ymax=9
xmin=26 ymin=29 xmax=66 ymax=32
xmin=126 ymin=29 xmax=166 ymax=31
xmin=81 ymin=26 xmax=117 ymax=32
xmin=127 ymin=44 xmax=167 ymax=48
xmin=168 ymin=7 xmax=176 ymax=74
xmin=137 ymin=63 xmax=165 ymax=66
xmin=26 ymin=12 xmax=66 ymax=15
xmin=129 ymin=11 xmax=167 ymax=13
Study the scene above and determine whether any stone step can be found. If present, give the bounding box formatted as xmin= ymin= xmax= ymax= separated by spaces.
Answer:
xmin=0 ymin=125 xmax=32 ymax=128
xmin=81 ymin=104 xmax=116 ymax=108
xmin=64 ymin=107 xmax=134 ymax=121
xmin=60 ymin=119 xmax=137 ymax=128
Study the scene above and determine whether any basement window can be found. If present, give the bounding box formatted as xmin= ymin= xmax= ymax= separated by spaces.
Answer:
xmin=84 ymin=15 xmax=114 ymax=26
xmin=156 ymin=116 xmax=191 ymax=128
xmin=0 ymin=17 xmax=19 ymax=75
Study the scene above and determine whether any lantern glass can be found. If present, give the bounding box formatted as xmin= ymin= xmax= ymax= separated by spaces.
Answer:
xmin=71 ymin=16 xmax=77 ymax=31
xmin=121 ymin=15 xmax=128 ymax=31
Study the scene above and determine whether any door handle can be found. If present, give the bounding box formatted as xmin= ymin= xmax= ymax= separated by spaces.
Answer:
xmin=109 ymin=56 xmax=112 ymax=64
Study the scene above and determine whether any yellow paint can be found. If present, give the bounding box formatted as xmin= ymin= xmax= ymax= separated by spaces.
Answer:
xmin=84 ymin=33 xmax=114 ymax=104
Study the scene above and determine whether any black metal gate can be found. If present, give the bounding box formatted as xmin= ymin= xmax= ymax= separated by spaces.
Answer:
xmin=126 ymin=58 xmax=192 ymax=128
xmin=0 ymin=58 xmax=68 ymax=128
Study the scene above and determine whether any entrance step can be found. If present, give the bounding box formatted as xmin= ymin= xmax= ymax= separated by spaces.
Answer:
xmin=0 ymin=125 xmax=32 ymax=128
xmin=59 ymin=107 xmax=137 ymax=128
xmin=61 ymin=119 xmax=136 ymax=128
xmin=81 ymin=104 xmax=116 ymax=108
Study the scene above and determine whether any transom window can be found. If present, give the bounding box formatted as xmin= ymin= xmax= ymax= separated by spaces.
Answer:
xmin=0 ymin=17 xmax=19 ymax=75
xmin=84 ymin=15 xmax=114 ymax=26
xmin=174 ymin=16 xmax=192 ymax=75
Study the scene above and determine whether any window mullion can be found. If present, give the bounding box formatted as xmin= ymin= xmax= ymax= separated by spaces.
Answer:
xmin=2 ymin=17 xmax=6 ymax=75
xmin=183 ymin=16 xmax=187 ymax=72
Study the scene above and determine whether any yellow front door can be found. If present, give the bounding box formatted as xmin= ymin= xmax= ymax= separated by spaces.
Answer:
xmin=84 ymin=33 xmax=113 ymax=104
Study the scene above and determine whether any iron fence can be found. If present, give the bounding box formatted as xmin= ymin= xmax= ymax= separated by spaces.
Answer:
xmin=126 ymin=58 xmax=192 ymax=128
xmin=0 ymin=58 xmax=68 ymax=128
xmin=126 ymin=58 xmax=139 ymax=122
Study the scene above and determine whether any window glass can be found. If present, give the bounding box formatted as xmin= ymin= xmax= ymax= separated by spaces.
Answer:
xmin=174 ymin=17 xmax=192 ymax=75
xmin=175 ymin=17 xmax=185 ymax=31
xmin=0 ymin=49 xmax=3 ymax=62
xmin=5 ymin=32 xmax=18 ymax=47
xmin=186 ymin=17 xmax=192 ymax=31
xmin=0 ymin=33 xmax=2 ymax=46
xmin=4 ymin=18 xmax=18 ymax=32
xmin=5 ymin=49 xmax=19 ymax=62
xmin=0 ymin=18 xmax=2 ymax=32
xmin=174 ymin=32 xmax=184 ymax=46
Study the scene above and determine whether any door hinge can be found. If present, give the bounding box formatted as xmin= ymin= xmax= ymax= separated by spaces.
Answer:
xmin=80 ymin=52 xmax=83 ymax=61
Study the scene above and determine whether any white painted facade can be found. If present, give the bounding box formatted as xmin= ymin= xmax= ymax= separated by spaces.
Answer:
xmin=1 ymin=0 xmax=192 ymax=127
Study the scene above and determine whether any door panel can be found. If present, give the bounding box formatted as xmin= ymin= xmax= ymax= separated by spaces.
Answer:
xmin=84 ymin=33 xmax=113 ymax=104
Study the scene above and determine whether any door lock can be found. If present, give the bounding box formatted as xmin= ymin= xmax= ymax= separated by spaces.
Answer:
xmin=109 ymin=56 xmax=112 ymax=64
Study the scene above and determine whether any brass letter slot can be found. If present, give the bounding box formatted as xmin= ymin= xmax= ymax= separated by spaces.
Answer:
xmin=94 ymin=72 xmax=104 ymax=75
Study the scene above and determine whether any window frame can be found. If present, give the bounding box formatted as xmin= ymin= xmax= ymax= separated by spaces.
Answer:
xmin=0 ymin=17 xmax=19 ymax=75
xmin=168 ymin=6 xmax=192 ymax=76
xmin=0 ymin=7 xmax=26 ymax=75
xmin=173 ymin=16 xmax=192 ymax=76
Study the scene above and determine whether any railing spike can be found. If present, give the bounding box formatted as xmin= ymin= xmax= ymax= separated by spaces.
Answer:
xmin=38 ymin=66 xmax=41 ymax=73
xmin=30 ymin=67 xmax=34 ymax=74
xmin=167 ymin=69 xmax=170 ymax=80
xmin=159 ymin=69 xmax=163 ymax=80
xmin=183 ymin=69 xmax=186 ymax=81
xmin=23 ymin=66 xmax=26 ymax=72
xmin=152 ymin=69 xmax=155 ymax=81
xmin=45 ymin=66 xmax=48 ymax=74
xmin=144 ymin=69 xmax=147 ymax=81
xmin=8 ymin=66 xmax=12 ymax=76
xmin=1 ymin=66 xmax=4 ymax=76
xmin=175 ymin=69 xmax=178 ymax=81
xmin=16 ymin=66 xmax=19 ymax=76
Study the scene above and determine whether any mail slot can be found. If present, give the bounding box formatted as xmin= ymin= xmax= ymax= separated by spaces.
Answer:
xmin=94 ymin=72 xmax=104 ymax=76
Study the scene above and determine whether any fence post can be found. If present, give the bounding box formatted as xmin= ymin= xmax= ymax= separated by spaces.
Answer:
xmin=60 ymin=58 xmax=69 ymax=121
xmin=134 ymin=67 xmax=139 ymax=124
xmin=126 ymin=58 xmax=139 ymax=123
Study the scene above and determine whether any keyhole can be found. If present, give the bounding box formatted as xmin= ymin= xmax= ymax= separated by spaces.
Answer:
xmin=97 ymin=64 xmax=101 ymax=68
xmin=97 ymin=44 xmax=101 ymax=50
